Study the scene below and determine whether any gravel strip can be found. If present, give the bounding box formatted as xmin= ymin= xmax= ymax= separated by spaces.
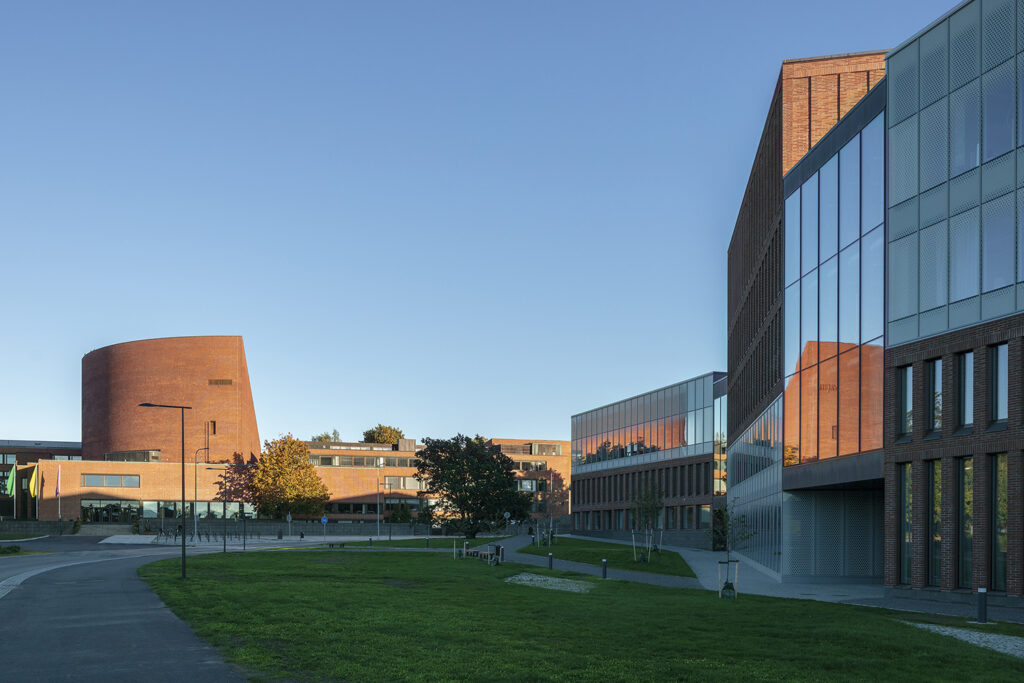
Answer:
xmin=505 ymin=572 xmax=592 ymax=593
xmin=905 ymin=622 xmax=1024 ymax=659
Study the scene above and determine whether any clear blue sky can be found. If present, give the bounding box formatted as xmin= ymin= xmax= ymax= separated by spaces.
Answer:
xmin=0 ymin=1 xmax=950 ymax=444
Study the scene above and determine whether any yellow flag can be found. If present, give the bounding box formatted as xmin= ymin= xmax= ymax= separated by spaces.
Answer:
xmin=28 ymin=466 xmax=38 ymax=497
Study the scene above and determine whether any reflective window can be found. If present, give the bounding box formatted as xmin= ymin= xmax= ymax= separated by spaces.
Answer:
xmin=861 ymin=114 xmax=884 ymax=232
xmin=785 ymin=284 xmax=800 ymax=375
xmin=982 ymin=195 xmax=1014 ymax=292
xmin=927 ymin=359 xmax=942 ymax=433
xmin=786 ymin=188 xmax=801 ymax=286
xmin=819 ymin=156 xmax=838 ymax=262
xmin=818 ymin=256 xmax=838 ymax=361
xmin=958 ymin=457 xmax=973 ymax=588
xmin=839 ymin=244 xmax=859 ymax=344
xmin=1019 ymin=56 xmax=1024 ymax=148
xmin=928 ymin=459 xmax=942 ymax=587
xmin=982 ymin=61 xmax=1014 ymax=163
xmin=800 ymin=366 xmax=818 ymax=463
xmin=950 ymin=80 xmax=980 ymax=176
xmin=839 ymin=134 xmax=860 ymax=248
xmin=860 ymin=339 xmax=883 ymax=452
xmin=992 ymin=453 xmax=1007 ymax=591
xmin=818 ymin=357 xmax=837 ymax=460
xmin=838 ymin=348 xmax=860 ymax=456
xmin=959 ymin=351 xmax=974 ymax=427
xmin=950 ymin=209 xmax=980 ymax=301
xmin=899 ymin=365 xmax=913 ymax=436
xmin=784 ymin=375 xmax=800 ymax=466
xmin=861 ymin=227 xmax=884 ymax=342
xmin=990 ymin=343 xmax=1008 ymax=422
xmin=900 ymin=462 xmax=912 ymax=584
xmin=801 ymin=270 xmax=817 ymax=369
xmin=801 ymin=173 xmax=818 ymax=276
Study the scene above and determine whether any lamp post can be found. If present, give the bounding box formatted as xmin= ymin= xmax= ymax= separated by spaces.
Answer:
xmin=140 ymin=402 xmax=191 ymax=579
xmin=193 ymin=447 xmax=208 ymax=544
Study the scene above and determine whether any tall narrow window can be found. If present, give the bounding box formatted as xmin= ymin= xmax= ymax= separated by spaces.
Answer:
xmin=927 ymin=359 xmax=942 ymax=433
xmin=928 ymin=460 xmax=942 ymax=587
xmin=899 ymin=366 xmax=914 ymax=437
xmin=900 ymin=462 xmax=913 ymax=585
xmin=959 ymin=352 xmax=975 ymax=427
xmin=990 ymin=344 xmax=1008 ymax=423
xmin=992 ymin=453 xmax=1007 ymax=591
xmin=958 ymin=457 xmax=974 ymax=589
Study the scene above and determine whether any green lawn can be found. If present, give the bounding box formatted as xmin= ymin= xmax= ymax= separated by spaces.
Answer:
xmin=0 ymin=534 xmax=38 ymax=540
xmin=139 ymin=552 xmax=1024 ymax=681
xmin=345 ymin=536 xmax=512 ymax=549
xmin=519 ymin=537 xmax=695 ymax=578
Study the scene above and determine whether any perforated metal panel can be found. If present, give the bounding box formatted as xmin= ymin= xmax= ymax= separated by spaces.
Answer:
xmin=889 ymin=198 xmax=919 ymax=241
xmin=889 ymin=115 xmax=918 ymax=206
xmin=950 ymin=167 xmax=980 ymax=215
xmin=920 ymin=183 xmax=949 ymax=227
xmin=982 ymin=150 xmax=1016 ymax=202
xmin=949 ymin=294 xmax=981 ymax=326
xmin=950 ymin=2 xmax=981 ymax=91
xmin=843 ymin=493 xmax=875 ymax=576
xmin=814 ymin=495 xmax=843 ymax=576
xmin=982 ymin=285 xmax=1015 ymax=317
xmin=950 ymin=207 xmax=981 ymax=301
xmin=1018 ymin=190 xmax=1024 ymax=282
xmin=888 ymin=44 xmax=919 ymax=126
xmin=889 ymin=233 xmax=918 ymax=320
xmin=982 ymin=0 xmax=1015 ymax=72
xmin=784 ymin=494 xmax=814 ymax=576
xmin=919 ymin=305 xmax=949 ymax=336
xmin=920 ymin=221 xmax=948 ymax=310
xmin=919 ymin=98 xmax=948 ymax=192
xmin=920 ymin=24 xmax=949 ymax=108
xmin=982 ymin=193 xmax=1015 ymax=291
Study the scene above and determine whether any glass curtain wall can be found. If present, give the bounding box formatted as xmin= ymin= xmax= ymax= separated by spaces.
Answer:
xmin=886 ymin=0 xmax=1024 ymax=345
xmin=784 ymin=114 xmax=885 ymax=466
xmin=571 ymin=375 xmax=717 ymax=468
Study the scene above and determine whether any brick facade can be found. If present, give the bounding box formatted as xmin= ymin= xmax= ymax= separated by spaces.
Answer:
xmin=81 ymin=336 xmax=260 ymax=464
xmin=884 ymin=313 xmax=1024 ymax=595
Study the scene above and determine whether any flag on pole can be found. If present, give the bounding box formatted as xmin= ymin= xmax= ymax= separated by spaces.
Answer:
xmin=5 ymin=466 xmax=15 ymax=497
xmin=28 ymin=466 xmax=38 ymax=497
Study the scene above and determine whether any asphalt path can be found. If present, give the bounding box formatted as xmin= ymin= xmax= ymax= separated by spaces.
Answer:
xmin=0 ymin=536 xmax=247 ymax=682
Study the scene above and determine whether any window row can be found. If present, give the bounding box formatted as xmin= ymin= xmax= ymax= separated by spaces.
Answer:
xmin=312 ymin=455 xmax=420 ymax=468
xmin=571 ymin=462 xmax=713 ymax=507
xmin=898 ymin=454 xmax=1008 ymax=590
xmin=573 ymin=505 xmax=712 ymax=532
xmin=896 ymin=344 xmax=1008 ymax=440
xmin=383 ymin=476 xmax=427 ymax=491
xmin=785 ymin=114 xmax=885 ymax=287
xmin=81 ymin=500 xmax=255 ymax=523
xmin=783 ymin=340 xmax=883 ymax=466
xmin=81 ymin=474 xmax=141 ymax=488
xmin=572 ymin=408 xmax=716 ymax=465
xmin=572 ymin=376 xmax=715 ymax=440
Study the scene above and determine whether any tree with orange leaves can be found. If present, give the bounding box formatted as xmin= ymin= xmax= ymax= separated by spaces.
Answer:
xmin=250 ymin=434 xmax=330 ymax=518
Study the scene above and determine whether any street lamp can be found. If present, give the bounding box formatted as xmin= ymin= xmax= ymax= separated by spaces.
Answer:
xmin=139 ymin=402 xmax=191 ymax=579
xmin=378 ymin=481 xmax=393 ymax=541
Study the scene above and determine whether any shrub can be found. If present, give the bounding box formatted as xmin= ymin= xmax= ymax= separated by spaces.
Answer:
xmin=72 ymin=519 xmax=81 ymax=535
xmin=0 ymin=545 xmax=20 ymax=555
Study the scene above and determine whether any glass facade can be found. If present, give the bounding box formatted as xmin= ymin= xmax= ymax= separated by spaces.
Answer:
xmin=886 ymin=0 xmax=1024 ymax=345
xmin=784 ymin=114 xmax=884 ymax=465
xmin=571 ymin=373 xmax=724 ymax=474
xmin=725 ymin=398 xmax=783 ymax=575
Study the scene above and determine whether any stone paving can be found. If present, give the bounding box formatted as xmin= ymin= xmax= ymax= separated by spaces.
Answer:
xmin=906 ymin=622 xmax=1024 ymax=659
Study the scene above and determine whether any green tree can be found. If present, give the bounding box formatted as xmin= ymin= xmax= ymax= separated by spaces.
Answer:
xmin=414 ymin=434 xmax=531 ymax=538
xmin=363 ymin=424 xmax=405 ymax=444
xmin=310 ymin=429 xmax=341 ymax=443
xmin=390 ymin=501 xmax=413 ymax=525
xmin=250 ymin=435 xmax=331 ymax=518
xmin=630 ymin=485 xmax=663 ymax=562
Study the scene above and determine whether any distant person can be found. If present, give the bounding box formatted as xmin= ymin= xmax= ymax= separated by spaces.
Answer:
xmin=528 ymin=526 xmax=534 ymax=537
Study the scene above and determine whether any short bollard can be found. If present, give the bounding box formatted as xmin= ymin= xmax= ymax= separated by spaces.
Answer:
xmin=977 ymin=587 xmax=988 ymax=624
xmin=602 ymin=558 xmax=607 ymax=579
xmin=548 ymin=552 xmax=553 ymax=570
xmin=425 ymin=537 xmax=430 ymax=548
xmin=464 ymin=541 xmax=469 ymax=555
xmin=369 ymin=537 xmax=373 ymax=548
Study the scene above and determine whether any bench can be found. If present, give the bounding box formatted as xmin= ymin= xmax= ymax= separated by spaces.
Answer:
xmin=463 ymin=544 xmax=500 ymax=565
xmin=326 ymin=542 xmax=346 ymax=549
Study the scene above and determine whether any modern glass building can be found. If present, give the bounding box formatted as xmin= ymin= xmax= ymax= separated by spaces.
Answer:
xmin=883 ymin=0 xmax=1024 ymax=598
xmin=570 ymin=372 xmax=726 ymax=547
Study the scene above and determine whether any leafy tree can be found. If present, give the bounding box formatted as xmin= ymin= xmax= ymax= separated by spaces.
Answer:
xmin=390 ymin=502 xmax=413 ymax=525
xmin=414 ymin=434 xmax=531 ymax=538
xmin=250 ymin=435 xmax=330 ymax=518
xmin=310 ymin=429 xmax=341 ymax=443
xmin=215 ymin=453 xmax=255 ymax=506
xmin=708 ymin=505 xmax=754 ymax=561
xmin=630 ymin=485 xmax=664 ymax=562
xmin=363 ymin=424 xmax=405 ymax=444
